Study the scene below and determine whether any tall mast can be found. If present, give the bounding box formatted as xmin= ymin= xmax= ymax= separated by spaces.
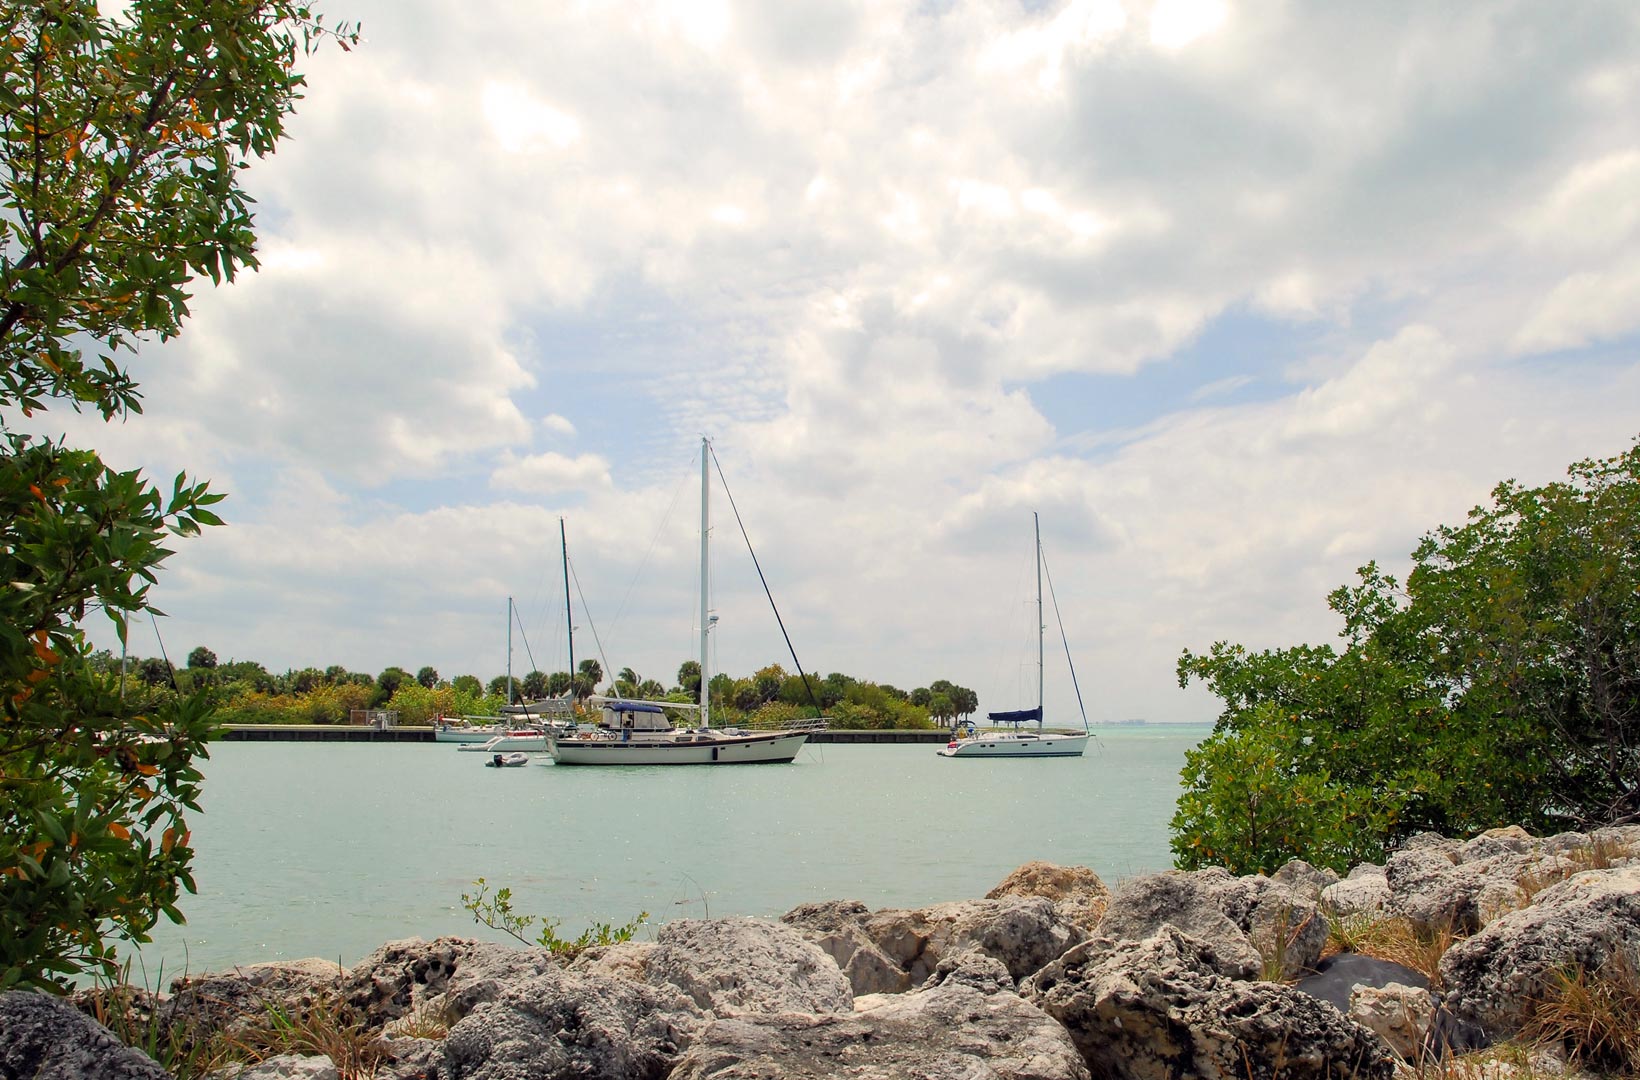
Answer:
xmin=699 ymin=437 xmax=712 ymax=729
xmin=506 ymin=596 xmax=515 ymax=705
xmin=1035 ymin=511 xmax=1044 ymax=731
xmin=560 ymin=517 xmax=575 ymax=682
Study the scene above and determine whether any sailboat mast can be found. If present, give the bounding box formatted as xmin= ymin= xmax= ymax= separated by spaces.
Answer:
xmin=560 ymin=517 xmax=574 ymax=680
xmin=1035 ymin=511 xmax=1044 ymax=731
xmin=699 ymin=437 xmax=712 ymax=729
xmin=506 ymin=596 xmax=515 ymax=705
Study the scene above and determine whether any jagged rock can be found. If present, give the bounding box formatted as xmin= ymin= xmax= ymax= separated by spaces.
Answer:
xmin=1095 ymin=868 xmax=1328 ymax=979
xmin=0 ymin=990 xmax=174 ymax=1080
xmin=1385 ymin=835 xmax=1532 ymax=934
xmin=1092 ymin=871 xmax=1261 ymax=978
xmin=987 ymin=861 xmax=1113 ymax=933
xmin=342 ymin=937 xmax=489 ymax=1027
xmin=566 ymin=939 xmax=655 ymax=982
xmin=1023 ymin=927 xmax=1393 ymax=1080
xmin=435 ymin=962 xmax=702 ymax=1080
xmin=1294 ymin=954 xmax=1428 ymax=1013
xmin=225 ymin=1053 xmax=340 ymax=1079
xmin=1349 ymin=983 xmax=1433 ymax=1062
xmin=781 ymin=900 xmax=911 ymax=996
xmin=165 ymin=956 xmax=350 ymax=1042
xmin=1440 ymin=865 xmax=1640 ymax=1038
xmin=1273 ymin=859 xmax=1341 ymax=901
xmin=671 ymin=948 xmax=1089 ymax=1080
xmin=1321 ymin=867 xmax=1390 ymax=918
xmin=861 ymin=896 xmax=1086 ymax=986
xmin=644 ymin=917 xmax=854 ymax=1016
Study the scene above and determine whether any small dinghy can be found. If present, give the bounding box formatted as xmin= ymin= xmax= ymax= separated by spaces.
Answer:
xmin=485 ymin=752 xmax=531 ymax=768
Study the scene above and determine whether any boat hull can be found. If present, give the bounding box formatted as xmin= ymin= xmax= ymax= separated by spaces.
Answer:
xmin=936 ymin=732 xmax=1091 ymax=758
xmin=458 ymin=734 xmax=548 ymax=753
xmin=546 ymin=730 xmax=809 ymax=765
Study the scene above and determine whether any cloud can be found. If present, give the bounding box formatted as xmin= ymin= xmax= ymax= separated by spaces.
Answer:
xmin=491 ymin=452 xmax=614 ymax=495
xmin=59 ymin=0 xmax=1639 ymax=729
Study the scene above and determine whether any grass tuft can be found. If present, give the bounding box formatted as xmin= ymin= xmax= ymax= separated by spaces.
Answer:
xmin=1522 ymin=948 xmax=1640 ymax=1076
xmin=1322 ymin=911 xmax=1463 ymax=988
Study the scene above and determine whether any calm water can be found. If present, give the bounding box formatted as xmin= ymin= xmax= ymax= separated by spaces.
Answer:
xmin=132 ymin=726 xmax=1208 ymax=979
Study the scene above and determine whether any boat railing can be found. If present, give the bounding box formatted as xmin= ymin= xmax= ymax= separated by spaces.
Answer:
xmin=780 ymin=716 xmax=829 ymax=733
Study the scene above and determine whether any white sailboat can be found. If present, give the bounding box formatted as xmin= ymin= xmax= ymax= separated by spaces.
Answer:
xmin=545 ymin=438 xmax=818 ymax=766
xmin=938 ymin=512 xmax=1092 ymax=759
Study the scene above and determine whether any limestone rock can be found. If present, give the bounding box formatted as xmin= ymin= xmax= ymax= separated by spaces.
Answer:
xmin=1321 ymin=868 xmax=1390 ymax=918
xmin=861 ymin=896 xmax=1086 ymax=986
xmin=166 ymin=956 xmax=349 ymax=1042
xmin=566 ymin=939 xmax=656 ymax=983
xmin=1349 ymin=983 xmax=1433 ymax=1062
xmin=1095 ymin=867 xmax=1328 ymax=979
xmin=671 ymin=948 xmax=1089 ymax=1080
xmin=644 ymin=917 xmax=854 ymax=1016
xmin=225 ymin=1053 xmax=340 ymax=1080
xmin=1272 ymin=859 xmax=1341 ymax=901
xmin=0 ymin=990 xmax=173 ymax=1080
xmin=987 ymin=860 xmax=1113 ymax=933
xmin=1386 ymin=842 xmax=1531 ymax=933
xmin=1093 ymin=871 xmax=1261 ymax=978
xmin=1024 ymin=927 xmax=1393 ymax=1080
xmin=436 ymin=962 xmax=701 ymax=1080
xmin=781 ymin=900 xmax=911 ymax=996
xmin=342 ymin=936 xmax=490 ymax=1027
xmin=1440 ymin=865 xmax=1640 ymax=1038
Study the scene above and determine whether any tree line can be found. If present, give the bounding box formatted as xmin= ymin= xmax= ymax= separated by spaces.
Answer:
xmin=101 ymin=648 xmax=983 ymax=732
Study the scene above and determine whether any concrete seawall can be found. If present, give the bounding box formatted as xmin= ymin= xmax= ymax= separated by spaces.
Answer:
xmin=219 ymin=725 xmax=952 ymax=744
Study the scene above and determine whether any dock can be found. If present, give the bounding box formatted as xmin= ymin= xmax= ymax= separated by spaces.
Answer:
xmin=218 ymin=725 xmax=951 ymax=744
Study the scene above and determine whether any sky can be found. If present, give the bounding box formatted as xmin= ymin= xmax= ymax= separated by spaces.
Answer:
xmin=35 ymin=0 xmax=1640 ymax=723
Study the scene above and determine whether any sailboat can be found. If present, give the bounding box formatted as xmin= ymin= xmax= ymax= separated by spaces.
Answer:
xmin=937 ymin=512 xmax=1092 ymax=759
xmin=544 ymin=438 xmax=819 ymax=766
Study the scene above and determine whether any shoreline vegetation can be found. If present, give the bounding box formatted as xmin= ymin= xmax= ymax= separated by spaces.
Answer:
xmin=96 ymin=651 xmax=984 ymax=733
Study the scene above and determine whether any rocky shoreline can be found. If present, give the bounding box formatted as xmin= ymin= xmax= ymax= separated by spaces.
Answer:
xmin=3 ymin=824 xmax=1637 ymax=1079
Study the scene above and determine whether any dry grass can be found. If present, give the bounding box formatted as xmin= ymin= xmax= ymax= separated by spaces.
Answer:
xmin=225 ymin=993 xmax=387 ymax=1080
xmin=1323 ymin=912 xmax=1464 ymax=989
xmin=1399 ymin=1041 xmax=1549 ymax=1080
xmin=1521 ymin=948 xmax=1640 ymax=1077
xmin=1516 ymin=836 xmax=1637 ymax=902
xmin=80 ymin=982 xmax=235 ymax=1080
xmin=385 ymin=998 xmax=456 ymax=1041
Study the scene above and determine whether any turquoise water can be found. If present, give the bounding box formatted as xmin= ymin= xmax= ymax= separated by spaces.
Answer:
xmin=132 ymin=726 xmax=1208 ymax=978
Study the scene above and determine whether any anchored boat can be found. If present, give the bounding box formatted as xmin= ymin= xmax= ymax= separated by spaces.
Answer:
xmin=939 ymin=512 xmax=1092 ymax=759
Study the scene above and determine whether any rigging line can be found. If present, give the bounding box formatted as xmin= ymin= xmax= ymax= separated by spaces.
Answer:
xmin=707 ymin=446 xmax=822 ymax=712
xmin=567 ymin=554 xmax=613 ymax=689
xmin=1039 ymin=546 xmax=1091 ymax=733
xmin=512 ymin=603 xmax=540 ymax=684
xmin=148 ymin=612 xmax=180 ymax=692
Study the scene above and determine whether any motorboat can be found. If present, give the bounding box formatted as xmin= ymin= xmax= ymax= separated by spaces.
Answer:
xmin=484 ymin=752 xmax=531 ymax=767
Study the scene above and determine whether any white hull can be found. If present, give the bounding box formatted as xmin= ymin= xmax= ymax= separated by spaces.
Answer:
xmin=937 ymin=732 xmax=1090 ymax=758
xmin=434 ymin=726 xmax=506 ymax=744
xmin=546 ymin=730 xmax=809 ymax=765
xmin=458 ymin=733 xmax=548 ymax=753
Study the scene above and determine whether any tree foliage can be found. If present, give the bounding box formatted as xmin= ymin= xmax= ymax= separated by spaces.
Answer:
xmin=1172 ymin=442 xmax=1640 ymax=874
xmin=0 ymin=0 xmax=355 ymax=990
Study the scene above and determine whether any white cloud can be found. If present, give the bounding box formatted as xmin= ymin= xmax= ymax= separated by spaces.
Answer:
xmin=491 ymin=452 xmax=614 ymax=495
xmin=68 ymin=0 xmax=1640 ymax=729
xmin=1149 ymin=0 xmax=1229 ymax=51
